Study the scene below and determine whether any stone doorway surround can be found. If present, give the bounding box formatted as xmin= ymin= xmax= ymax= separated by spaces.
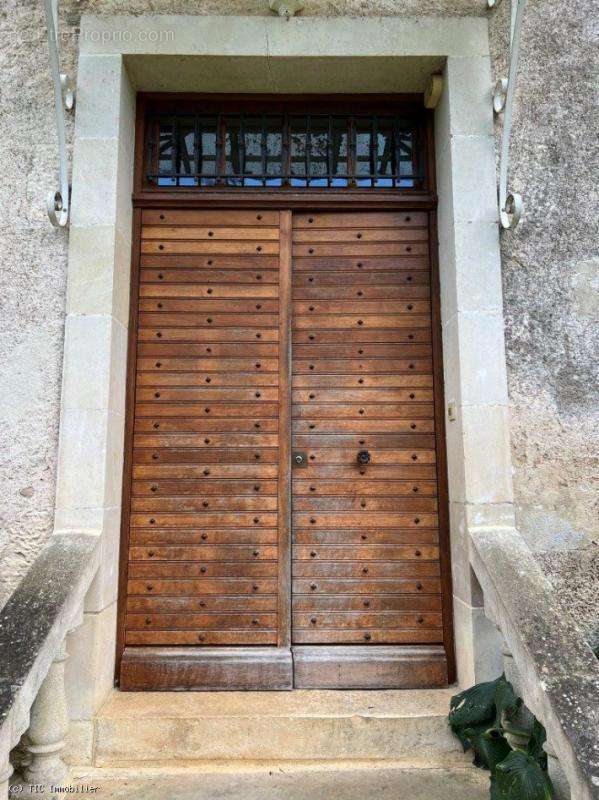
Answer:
xmin=57 ymin=14 xmax=512 ymax=757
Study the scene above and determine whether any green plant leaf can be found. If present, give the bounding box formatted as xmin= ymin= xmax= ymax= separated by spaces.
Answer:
xmin=449 ymin=675 xmax=503 ymax=733
xmin=527 ymin=719 xmax=548 ymax=769
xmin=490 ymin=751 xmax=554 ymax=800
xmin=463 ymin=722 xmax=512 ymax=771
xmin=493 ymin=675 xmax=522 ymax=728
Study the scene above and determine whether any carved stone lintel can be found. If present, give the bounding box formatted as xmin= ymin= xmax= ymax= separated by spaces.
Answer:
xmin=21 ymin=640 xmax=69 ymax=787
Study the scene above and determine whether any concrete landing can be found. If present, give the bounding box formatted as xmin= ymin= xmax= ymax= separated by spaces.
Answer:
xmin=71 ymin=762 xmax=489 ymax=800
xmin=93 ymin=688 xmax=462 ymax=765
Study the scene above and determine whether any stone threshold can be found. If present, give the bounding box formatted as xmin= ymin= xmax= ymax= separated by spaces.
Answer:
xmin=97 ymin=686 xmax=458 ymax=719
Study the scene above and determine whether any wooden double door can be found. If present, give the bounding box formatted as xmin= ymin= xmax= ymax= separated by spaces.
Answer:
xmin=117 ymin=207 xmax=453 ymax=690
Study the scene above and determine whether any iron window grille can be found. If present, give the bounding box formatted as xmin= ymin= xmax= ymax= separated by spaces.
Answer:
xmin=145 ymin=112 xmax=427 ymax=190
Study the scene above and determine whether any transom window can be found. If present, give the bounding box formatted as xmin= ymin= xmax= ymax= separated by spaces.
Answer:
xmin=143 ymin=97 xmax=428 ymax=190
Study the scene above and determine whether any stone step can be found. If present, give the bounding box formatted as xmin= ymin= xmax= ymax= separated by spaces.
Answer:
xmin=91 ymin=688 xmax=464 ymax=766
xmin=71 ymin=762 xmax=489 ymax=799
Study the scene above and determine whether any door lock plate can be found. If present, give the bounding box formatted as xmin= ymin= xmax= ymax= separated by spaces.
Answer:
xmin=293 ymin=452 xmax=308 ymax=467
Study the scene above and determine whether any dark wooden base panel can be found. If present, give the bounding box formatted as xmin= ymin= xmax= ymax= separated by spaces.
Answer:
xmin=120 ymin=647 xmax=293 ymax=690
xmin=292 ymin=645 xmax=447 ymax=689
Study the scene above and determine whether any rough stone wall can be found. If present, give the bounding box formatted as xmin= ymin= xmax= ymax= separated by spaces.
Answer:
xmin=1 ymin=0 xmax=597 ymax=604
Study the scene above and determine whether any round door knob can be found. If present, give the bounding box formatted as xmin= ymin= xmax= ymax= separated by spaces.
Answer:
xmin=356 ymin=450 xmax=371 ymax=466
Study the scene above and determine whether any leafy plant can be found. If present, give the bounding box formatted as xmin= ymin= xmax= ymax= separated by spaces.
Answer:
xmin=449 ymin=674 xmax=553 ymax=800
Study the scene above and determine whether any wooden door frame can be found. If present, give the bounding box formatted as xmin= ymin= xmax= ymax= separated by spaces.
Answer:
xmin=115 ymin=99 xmax=455 ymax=690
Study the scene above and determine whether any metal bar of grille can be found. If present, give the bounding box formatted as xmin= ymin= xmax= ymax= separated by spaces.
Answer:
xmin=216 ymin=114 xmax=224 ymax=186
xmin=147 ymin=111 xmax=426 ymax=189
xmin=239 ymin=114 xmax=246 ymax=186
xmin=348 ymin=116 xmax=356 ymax=188
xmin=261 ymin=114 xmax=267 ymax=187
xmin=193 ymin=116 xmax=201 ymax=188
xmin=371 ymin=116 xmax=378 ymax=187
xmin=305 ymin=115 xmax=311 ymax=186
xmin=282 ymin=114 xmax=290 ymax=187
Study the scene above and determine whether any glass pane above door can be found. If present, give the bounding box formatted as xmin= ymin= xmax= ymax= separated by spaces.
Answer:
xmin=145 ymin=110 xmax=426 ymax=190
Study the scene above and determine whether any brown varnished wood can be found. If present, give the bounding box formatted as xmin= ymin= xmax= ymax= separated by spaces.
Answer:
xmin=140 ymin=269 xmax=279 ymax=284
xmin=278 ymin=210 xmax=293 ymax=649
xmin=142 ymin=209 xmax=279 ymax=226
xmin=142 ymin=226 xmax=280 ymax=240
xmin=127 ymin=596 xmax=278 ymax=612
xmin=120 ymin=209 xmax=288 ymax=665
xmin=293 ymin=212 xmax=427 ymax=228
xmin=290 ymin=211 xmax=448 ymax=656
xmin=119 ymin=102 xmax=452 ymax=689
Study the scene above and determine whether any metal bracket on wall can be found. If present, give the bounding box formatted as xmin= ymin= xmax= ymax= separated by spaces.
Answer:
xmin=488 ymin=0 xmax=526 ymax=229
xmin=43 ymin=0 xmax=75 ymax=227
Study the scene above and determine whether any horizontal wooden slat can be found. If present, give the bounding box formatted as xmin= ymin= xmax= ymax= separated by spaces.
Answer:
xmin=126 ymin=612 xmax=278 ymax=629
xmin=126 ymin=630 xmax=277 ymax=645
xmin=139 ymin=342 xmax=279 ymax=357
xmin=293 ymin=228 xmax=428 ymax=243
xmin=293 ymin=346 xmax=431 ymax=359
xmin=132 ymin=480 xmax=278 ymax=496
xmin=287 ymin=449 xmax=435 ymax=465
xmin=293 ymin=300 xmax=430 ymax=315
xmin=137 ymin=357 xmax=279 ymax=372
xmin=293 ymin=286 xmax=430 ymax=300
xmin=128 ymin=562 xmax=278 ymax=578
xmin=292 ymin=386 xmax=432 ymax=400
xmin=136 ymin=387 xmax=279 ymax=402
xmin=292 ymin=329 xmax=431 ymax=344
xmin=293 ymin=271 xmax=429 ymax=287
xmin=140 ymin=269 xmax=279 ymax=284
xmin=293 ymin=529 xmax=438 ymax=545
xmin=294 ymin=256 xmax=429 ymax=272
xmin=140 ymin=298 xmax=278 ymax=313
xmin=292 ymin=612 xmax=441 ymax=628
xmin=129 ymin=545 xmax=278 ymax=561
xmin=142 ymin=226 xmax=280 ymax=241
xmin=131 ymin=495 xmax=278 ymax=512
xmin=291 ymin=630 xmax=441 ymax=644
xmin=135 ymin=419 xmax=279 ymax=434
xmin=292 ymin=359 xmax=432 ymax=374
xmin=293 ymin=243 xmax=427 ymax=257
xmin=292 ymin=513 xmax=437 ymax=529
xmin=128 ymin=578 xmax=277 ymax=595
xmin=292 ymin=434 xmax=435 ymax=448
xmin=131 ymin=529 xmax=279 ymax=545
xmin=128 ymin=596 xmax=278 ymax=612
xmin=292 ymin=480 xmax=437 ymax=496
xmin=292 ymin=594 xmax=441 ymax=611
xmin=142 ymin=210 xmax=279 ymax=226
xmin=292 ymin=420 xmax=436 ymax=434
xmin=289 ymin=465 xmax=436 ymax=479
xmin=293 ymin=315 xmax=430 ymax=329
xmin=140 ymin=313 xmax=278 ymax=327
xmin=133 ymin=434 xmax=278 ymax=449
xmin=142 ymin=241 xmax=280 ymax=255
xmin=293 ymin=212 xmax=427 ymax=228
xmin=137 ymin=374 xmax=278 ymax=388
xmin=292 ymin=561 xmax=439 ymax=578
xmin=293 ymin=545 xmax=438 ymax=561
xmin=292 ymin=402 xmax=434 ymax=417
xmin=130 ymin=512 xmax=278 ymax=528
xmin=132 ymin=464 xmax=279 ymax=479
xmin=292 ymin=578 xmax=441 ymax=594
xmin=141 ymin=284 xmax=279 ymax=298
xmin=133 ymin=448 xmax=278 ymax=464
xmin=139 ymin=327 xmax=279 ymax=342
xmin=292 ymin=498 xmax=437 ymax=513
